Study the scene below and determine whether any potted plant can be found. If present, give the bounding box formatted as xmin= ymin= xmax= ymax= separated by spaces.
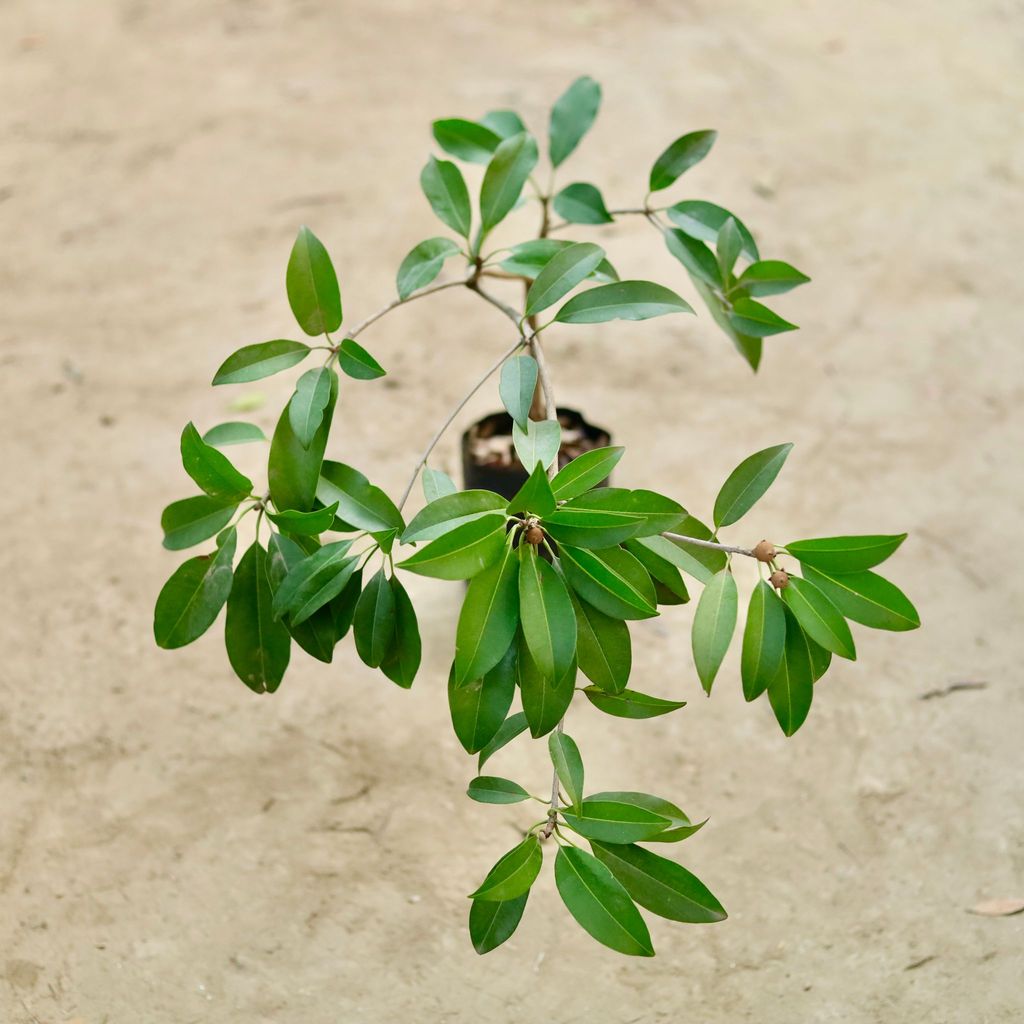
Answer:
xmin=154 ymin=77 xmax=919 ymax=957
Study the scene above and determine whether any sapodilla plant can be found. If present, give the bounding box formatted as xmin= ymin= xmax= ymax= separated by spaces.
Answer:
xmin=155 ymin=77 xmax=920 ymax=957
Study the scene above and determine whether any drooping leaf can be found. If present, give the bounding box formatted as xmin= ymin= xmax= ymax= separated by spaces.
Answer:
xmin=548 ymin=76 xmax=602 ymax=167
xmin=554 ymin=280 xmax=693 ymax=324
xmin=337 ymin=338 xmax=386 ymax=381
xmin=432 ymin=118 xmax=502 ymax=164
xmin=379 ymin=574 xmax=421 ymax=688
xmin=728 ymin=297 xmax=797 ymax=338
xmin=180 ymin=422 xmax=253 ymax=502
xmin=507 ymin=461 xmax=557 ymax=516
xmin=396 ymin=237 xmax=461 ymax=300
xmin=693 ymin=276 xmax=763 ymax=371
xmin=422 ymin=465 xmax=458 ymax=503
xmin=548 ymin=731 xmax=584 ymax=811
xmin=554 ymin=846 xmax=654 ymax=957
xmin=468 ymin=892 xmax=528 ymax=955
xmin=562 ymin=798 xmax=671 ymax=843
xmin=479 ymin=132 xmax=539 ymax=233
xmin=767 ymin=605 xmax=815 ymax=736
xmin=518 ymin=637 xmax=576 ymax=738
xmin=499 ymin=355 xmax=538 ymax=432
xmin=664 ymin=227 xmax=722 ymax=289
xmin=623 ymin=538 xmax=689 ymax=602
xmin=583 ymin=686 xmax=686 ymax=720
xmin=784 ymin=534 xmax=907 ymax=574
xmin=542 ymin=507 xmax=639 ymax=549
xmin=713 ymin=442 xmax=793 ymax=528
xmin=211 ymin=339 xmax=311 ymax=385
xmin=782 ymin=576 xmax=857 ymax=660
xmin=201 ymin=421 xmax=267 ymax=447
xmin=691 ymin=570 xmax=738 ymax=694
xmin=477 ymin=712 xmax=530 ymax=772
xmin=470 ymin=836 xmax=543 ymax=902
xmin=448 ymin=644 xmax=517 ymax=752
xmin=270 ymin=540 xmax=357 ymax=627
xmin=737 ymin=259 xmax=810 ymax=297
xmin=352 ymin=568 xmax=397 ymax=669
xmin=288 ymin=367 xmax=334 ymax=448
xmin=740 ymin=580 xmax=787 ymax=701
xmin=588 ymin=791 xmax=703 ymax=844
xmin=402 ymin=489 xmax=507 ymax=543
xmin=512 ymin=418 xmax=561 ymax=475
xmin=525 ymin=242 xmax=606 ymax=317
xmin=560 ymin=545 xmax=657 ymax=620
xmin=265 ymin=501 xmax=339 ymax=537
xmin=799 ymin=564 xmax=920 ymax=632
xmin=666 ymin=200 xmax=759 ymax=261
xmin=467 ymin=776 xmax=532 ymax=805
xmin=570 ymin=590 xmax=631 ymax=693
xmin=649 ymin=130 xmax=717 ymax=192
xmin=453 ymin=540 xmax=520 ymax=684
xmin=161 ymin=495 xmax=238 ymax=551
xmin=420 ymin=155 xmax=472 ymax=238
xmin=498 ymin=239 xmax=618 ymax=283
xmin=286 ymin=226 xmax=342 ymax=336
xmin=552 ymin=182 xmax=613 ymax=224
xmin=518 ymin=546 xmax=577 ymax=683
xmin=550 ymin=446 xmax=623 ymax=500
xmin=398 ymin=514 xmax=507 ymax=580
xmin=316 ymin=461 xmax=404 ymax=537
xmin=154 ymin=528 xmax=236 ymax=649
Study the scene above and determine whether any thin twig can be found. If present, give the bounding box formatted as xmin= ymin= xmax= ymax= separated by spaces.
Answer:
xmin=530 ymin=334 xmax=557 ymax=426
xmin=662 ymin=531 xmax=756 ymax=558
xmin=467 ymin=281 xmax=525 ymax=332
xmin=547 ymin=208 xmax=651 ymax=234
xmin=344 ymin=277 xmax=470 ymax=340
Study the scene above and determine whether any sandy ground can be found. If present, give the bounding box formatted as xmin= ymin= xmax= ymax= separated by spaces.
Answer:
xmin=2 ymin=1 xmax=1022 ymax=1021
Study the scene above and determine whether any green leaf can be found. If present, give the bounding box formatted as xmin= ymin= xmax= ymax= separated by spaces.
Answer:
xmin=396 ymin=237 xmax=460 ymax=300
xmin=548 ymin=731 xmax=584 ymax=811
xmin=518 ymin=640 xmax=576 ymax=738
xmin=224 ymin=541 xmax=290 ymax=694
xmin=552 ymin=183 xmax=613 ymax=224
xmin=402 ymin=489 xmax=506 ymax=543
xmin=331 ymin=566 xmax=363 ymax=642
xmin=542 ymin=507 xmax=639 ymax=549
xmin=337 ymin=338 xmax=386 ymax=381
xmin=554 ymin=280 xmax=693 ymax=324
xmin=659 ymin=517 xmax=727 ymax=583
xmin=467 ymin=776 xmax=531 ymax=805
xmin=420 ymin=155 xmax=472 ymax=238
xmin=499 ymin=239 xmax=618 ymax=283
xmin=507 ymin=461 xmax=557 ymax=516
xmin=784 ymin=534 xmax=907 ymax=573
xmin=265 ymin=501 xmax=339 ymax=537
xmin=590 ymin=842 xmax=726 ymax=924
xmin=664 ymin=227 xmax=722 ymax=289
xmin=691 ymin=570 xmax=738 ymax=694
xmin=518 ymin=546 xmax=577 ymax=683
xmin=161 ymin=495 xmax=238 ymax=551
xmin=588 ymin=791 xmax=703 ymax=844
xmin=767 ymin=605 xmax=815 ymax=736
xmin=268 ymin=368 xmax=338 ymax=512
xmin=548 ymin=76 xmax=602 ymax=167
xmin=211 ymin=339 xmax=310 ymax=385
xmin=729 ymin=297 xmax=797 ymax=338
xmin=560 ymin=545 xmax=657 ymax=620
xmin=737 ymin=259 xmax=810 ymax=297
xmin=741 ymin=580 xmax=787 ymax=702
xmin=799 ymin=564 xmax=920 ymax=632
xmin=480 ymin=132 xmax=539 ymax=233
xmin=666 ymin=200 xmax=759 ymax=261
xmin=693 ymin=276 xmax=763 ymax=371
xmin=154 ymin=529 xmax=236 ymax=649
xmin=782 ymin=577 xmax=857 ymax=660
xmin=649 ymin=130 xmax=717 ymax=192
xmin=180 ymin=422 xmax=253 ymax=502
xmin=352 ymin=568 xmax=396 ymax=669
xmin=286 ymin=226 xmax=342 ymax=336
xmin=713 ymin=442 xmax=793 ymax=528
xmin=469 ymin=892 xmax=528 ymax=955
xmin=448 ymin=644 xmax=517 ymax=753
xmin=583 ymin=686 xmax=685 ymax=720
xmin=512 ymin=419 xmax=561 ymax=474
xmin=201 ymin=421 xmax=267 ymax=447
xmin=499 ymin=355 xmax=538 ymax=432
xmin=432 ymin=118 xmax=502 ymax=164
xmin=398 ymin=514 xmax=507 ymax=580
xmin=288 ymin=367 xmax=334 ymax=448
xmin=271 ymin=540 xmax=357 ymax=627
xmin=623 ymin=538 xmax=689 ymax=602
xmin=716 ymin=217 xmax=742 ymax=279
xmin=550 ymin=446 xmax=623 ymax=501
xmin=316 ymin=461 xmax=404 ymax=536
xmin=470 ymin=836 xmax=542 ymax=901
xmin=554 ymin=846 xmax=654 ymax=957
xmin=570 ymin=590 xmax=631 ymax=693
xmin=454 ymin=539 xmax=520 ymax=683
xmin=422 ymin=465 xmax=457 ymax=503
xmin=562 ymin=798 xmax=671 ymax=843
xmin=477 ymin=712 xmax=530 ymax=772
xmin=480 ymin=109 xmax=527 ymax=140
xmin=526 ymin=242 xmax=606 ymax=317
xmin=379 ymin=574 xmax=421 ymax=688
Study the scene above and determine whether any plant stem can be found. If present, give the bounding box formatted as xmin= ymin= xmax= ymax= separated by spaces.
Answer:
xmin=661 ymin=531 xmax=755 ymax=558
xmin=343 ymin=276 xmax=471 ymax=341
xmin=547 ymin=207 xmax=652 ymax=233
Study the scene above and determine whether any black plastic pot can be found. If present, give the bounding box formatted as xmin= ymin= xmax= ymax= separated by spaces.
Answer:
xmin=461 ymin=407 xmax=613 ymax=500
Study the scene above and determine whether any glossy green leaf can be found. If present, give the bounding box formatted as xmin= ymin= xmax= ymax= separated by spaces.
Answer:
xmin=480 ymin=109 xmax=527 ymax=139
xmin=588 ymin=791 xmax=703 ymax=844
xmin=624 ymin=538 xmax=689 ymax=602
xmin=396 ymin=237 xmax=460 ymax=300
xmin=477 ymin=712 xmax=530 ymax=772
xmin=201 ymin=421 xmax=267 ymax=447
xmin=288 ymin=367 xmax=333 ymax=448
xmin=591 ymin=842 xmax=726 ymax=924
xmin=716 ymin=217 xmax=742 ymax=279
xmin=317 ymin=461 xmax=404 ymax=536
xmin=518 ymin=546 xmax=577 ymax=683
xmin=691 ymin=570 xmax=738 ymax=694
xmin=154 ymin=528 xmax=236 ymax=649
xmin=432 ymin=118 xmax=502 ymax=164
xmin=666 ymin=200 xmax=759 ymax=261
xmin=211 ymin=339 xmax=310 ymax=385
xmin=549 ymin=731 xmax=584 ymax=811
xmin=659 ymin=517 xmax=727 ymax=583
xmin=180 ymin=422 xmax=253 ymax=502
xmin=554 ymin=846 xmax=654 ymax=957
xmin=518 ymin=636 xmax=576 ymax=738
xmin=379 ymin=574 xmax=421 ymax=688
xmin=499 ymin=354 xmax=538 ymax=432
xmin=448 ymin=644 xmax=517 ymax=752
xmin=552 ymin=183 xmax=613 ymax=224
xmin=331 ymin=566 xmax=363 ymax=642
xmin=664 ymin=227 xmax=722 ymax=288
xmin=562 ymin=798 xmax=671 ymax=843
xmin=649 ymin=130 xmax=717 ymax=192
xmin=286 ymin=226 xmax=342 ymax=336
xmin=550 ymin=446 xmax=623 ymax=500
xmin=741 ymin=580 xmax=787 ymax=701
xmin=402 ymin=489 xmax=507 ymax=543
xmin=352 ymin=568 xmax=396 ymax=668
xmin=583 ymin=686 xmax=685 ymax=720
xmin=480 ymin=132 xmax=539 ymax=233
xmin=693 ymin=276 xmax=763 ymax=371
xmin=713 ymin=442 xmax=793 ymax=528
xmin=271 ymin=540 xmax=357 ymax=627
xmin=782 ymin=577 xmax=856 ymax=660
xmin=570 ymin=590 xmax=631 ymax=693
xmin=470 ymin=836 xmax=542 ymax=901
xmin=548 ymin=76 xmax=601 ymax=167
xmin=467 ymin=776 xmax=531 ymax=805
xmin=161 ymin=495 xmax=238 ymax=551
xmin=737 ymin=259 xmax=810 ymax=297
xmin=498 ymin=239 xmax=618 ymax=284
xmin=767 ymin=605 xmax=815 ymax=736
xmin=266 ymin=501 xmax=339 ymax=537
xmin=507 ymin=461 xmax=557 ymax=516
xmin=398 ymin=514 xmax=507 ymax=580
xmin=526 ymin=242 xmax=606 ymax=317
xmin=422 ymin=465 xmax=458 ymax=503
xmin=420 ymin=155 xmax=472 ymax=238
xmin=224 ymin=541 xmax=290 ymax=694
xmin=560 ymin=545 xmax=657 ymax=620
xmin=800 ymin=564 xmax=920 ymax=632
xmin=469 ymin=892 xmax=528 ymax=955
xmin=729 ymin=297 xmax=797 ymax=338
xmin=784 ymin=534 xmax=907 ymax=573
xmin=555 ymin=280 xmax=693 ymax=324
xmin=592 ymin=489 xmax=685 ymax=537
xmin=512 ymin=418 xmax=561 ymax=474
xmin=454 ymin=540 xmax=520 ymax=683
xmin=542 ymin=507 xmax=639 ymax=549
xmin=337 ymin=338 xmax=386 ymax=380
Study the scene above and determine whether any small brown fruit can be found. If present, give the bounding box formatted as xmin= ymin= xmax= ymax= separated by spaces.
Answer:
xmin=752 ymin=539 xmax=776 ymax=563
xmin=769 ymin=569 xmax=790 ymax=590
xmin=524 ymin=526 xmax=544 ymax=546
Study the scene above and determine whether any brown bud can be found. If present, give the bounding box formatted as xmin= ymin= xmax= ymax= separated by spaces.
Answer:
xmin=752 ymin=539 xmax=776 ymax=563
xmin=769 ymin=569 xmax=790 ymax=590
xmin=524 ymin=525 xmax=544 ymax=546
